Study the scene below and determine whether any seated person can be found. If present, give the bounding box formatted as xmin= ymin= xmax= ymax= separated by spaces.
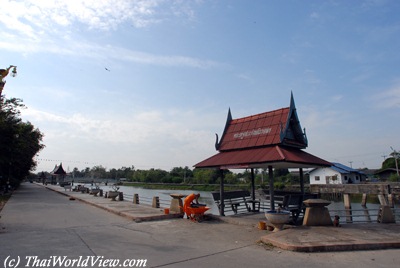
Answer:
xmin=184 ymin=193 xmax=206 ymax=211
xmin=183 ymin=193 xmax=208 ymax=219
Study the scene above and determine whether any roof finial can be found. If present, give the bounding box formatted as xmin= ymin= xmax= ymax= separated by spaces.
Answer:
xmin=290 ymin=91 xmax=296 ymax=110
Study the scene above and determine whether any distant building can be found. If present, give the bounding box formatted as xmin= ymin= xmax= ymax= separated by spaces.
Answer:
xmin=308 ymin=162 xmax=366 ymax=185
xmin=50 ymin=163 xmax=67 ymax=185
xmin=374 ymin=168 xmax=399 ymax=181
xmin=358 ymin=168 xmax=379 ymax=182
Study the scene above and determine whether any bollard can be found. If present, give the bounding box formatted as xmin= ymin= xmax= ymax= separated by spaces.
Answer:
xmin=388 ymin=194 xmax=394 ymax=208
xmin=99 ymin=189 xmax=103 ymax=197
xmin=361 ymin=193 xmax=367 ymax=207
xmin=377 ymin=205 xmax=395 ymax=223
xmin=343 ymin=194 xmax=352 ymax=223
xmin=152 ymin=196 xmax=160 ymax=208
xmin=133 ymin=194 xmax=139 ymax=204
xmin=118 ymin=192 xmax=124 ymax=201
xmin=378 ymin=194 xmax=388 ymax=206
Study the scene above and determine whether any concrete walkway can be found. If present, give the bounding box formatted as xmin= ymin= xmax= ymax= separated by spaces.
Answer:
xmin=213 ymin=211 xmax=400 ymax=252
xmin=44 ymin=183 xmax=183 ymax=222
xmin=1 ymin=183 xmax=400 ymax=268
xmin=42 ymin=182 xmax=400 ymax=253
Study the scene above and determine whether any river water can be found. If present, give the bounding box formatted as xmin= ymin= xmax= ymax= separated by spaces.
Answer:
xmin=93 ymin=184 xmax=399 ymax=221
xmin=99 ymin=185 xmax=221 ymax=214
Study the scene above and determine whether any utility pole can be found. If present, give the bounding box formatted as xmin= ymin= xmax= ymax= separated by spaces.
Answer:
xmin=390 ymin=147 xmax=399 ymax=176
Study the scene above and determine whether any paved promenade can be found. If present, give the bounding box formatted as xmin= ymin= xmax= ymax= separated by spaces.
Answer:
xmin=44 ymin=182 xmax=400 ymax=252
xmin=1 ymin=183 xmax=400 ymax=268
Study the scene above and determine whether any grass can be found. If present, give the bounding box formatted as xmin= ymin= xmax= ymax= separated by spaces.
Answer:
xmin=0 ymin=194 xmax=11 ymax=213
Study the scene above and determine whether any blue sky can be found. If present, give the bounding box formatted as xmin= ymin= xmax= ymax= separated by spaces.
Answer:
xmin=1 ymin=0 xmax=399 ymax=172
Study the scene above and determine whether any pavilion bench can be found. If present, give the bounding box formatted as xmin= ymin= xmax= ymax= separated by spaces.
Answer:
xmin=64 ymin=185 xmax=72 ymax=191
xmin=259 ymin=189 xmax=319 ymax=224
xmin=211 ymin=190 xmax=260 ymax=214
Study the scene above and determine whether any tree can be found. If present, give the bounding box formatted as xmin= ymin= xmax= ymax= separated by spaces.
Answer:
xmin=381 ymin=156 xmax=399 ymax=171
xmin=170 ymin=166 xmax=193 ymax=183
xmin=0 ymin=97 xmax=45 ymax=188
xmin=193 ymin=169 xmax=221 ymax=184
xmin=72 ymin=167 xmax=83 ymax=178
xmin=381 ymin=153 xmax=399 ymax=180
xmin=90 ymin=165 xmax=107 ymax=179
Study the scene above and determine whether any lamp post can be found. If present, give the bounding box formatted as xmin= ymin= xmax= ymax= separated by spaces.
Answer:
xmin=0 ymin=65 xmax=17 ymax=96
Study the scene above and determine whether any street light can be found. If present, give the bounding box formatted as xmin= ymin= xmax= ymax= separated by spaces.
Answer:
xmin=0 ymin=65 xmax=17 ymax=96
xmin=10 ymin=66 xmax=17 ymax=77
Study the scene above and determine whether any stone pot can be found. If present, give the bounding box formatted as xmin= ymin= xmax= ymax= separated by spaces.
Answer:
xmin=91 ymin=188 xmax=101 ymax=196
xmin=108 ymin=191 xmax=119 ymax=201
xmin=265 ymin=210 xmax=290 ymax=231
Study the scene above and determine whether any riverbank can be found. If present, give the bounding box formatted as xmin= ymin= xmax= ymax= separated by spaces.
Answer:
xmin=121 ymin=182 xmax=249 ymax=192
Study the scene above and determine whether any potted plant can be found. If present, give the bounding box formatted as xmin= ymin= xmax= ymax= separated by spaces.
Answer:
xmin=79 ymin=185 xmax=88 ymax=193
xmin=90 ymin=182 xmax=101 ymax=196
xmin=265 ymin=207 xmax=290 ymax=231
xmin=108 ymin=185 xmax=120 ymax=201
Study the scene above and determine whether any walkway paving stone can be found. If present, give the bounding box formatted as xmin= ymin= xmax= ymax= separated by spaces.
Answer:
xmin=44 ymin=182 xmax=400 ymax=252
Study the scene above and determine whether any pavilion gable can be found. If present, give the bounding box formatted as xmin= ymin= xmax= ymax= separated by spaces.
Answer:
xmin=51 ymin=163 xmax=66 ymax=175
xmin=215 ymin=93 xmax=307 ymax=152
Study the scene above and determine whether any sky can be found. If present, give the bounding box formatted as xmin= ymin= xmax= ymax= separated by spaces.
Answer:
xmin=1 ymin=0 xmax=400 ymax=173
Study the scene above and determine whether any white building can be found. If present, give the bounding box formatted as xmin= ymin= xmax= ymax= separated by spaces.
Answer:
xmin=308 ymin=162 xmax=366 ymax=185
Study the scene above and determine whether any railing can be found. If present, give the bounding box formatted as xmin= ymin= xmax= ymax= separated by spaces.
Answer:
xmin=121 ymin=192 xmax=170 ymax=208
xmin=256 ymin=189 xmax=400 ymax=224
xmin=328 ymin=207 xmax=400 ymax=224
xmin=328 ymin=208 xmax=380 ymax=223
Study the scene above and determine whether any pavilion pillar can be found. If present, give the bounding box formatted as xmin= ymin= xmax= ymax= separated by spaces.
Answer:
xmin=299 ymin=168 xmax=304 ymax=195
xmin=268 ymin=165 xmax=275 ymax=211
xmin=219 ymin=168 xmax=225 ymax=216
xmin=250 ymin=168 xmax=256 ymax=211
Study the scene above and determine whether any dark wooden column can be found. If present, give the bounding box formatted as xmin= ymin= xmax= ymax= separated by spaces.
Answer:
xmin=268 ymin=165 xmax=275 ymax=211
xmin=299 ymin=168 xmax=304 ymax=195
xmin=219 ymin=168 xmax=225 ymax=216
xmin=251 ymin=168 xmax=256 ymax=211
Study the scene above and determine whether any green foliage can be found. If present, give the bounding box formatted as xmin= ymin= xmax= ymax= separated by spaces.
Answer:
xmin=0 ymin=97 xmax=45 ymax=188
xmin=382 ymin=157 xmax=397 ymax=170
xmin=274 ymin=168 xmax=289 ymax=177
xmin=42 ymin=161 xmax=306 ymax=190
xmin=388 ymin=173 xmax=400 ymax=182
xmin=193 ymin=169 xmax=220 ymax=184
xmin=274 ymin=182 xmax=286 ymax=190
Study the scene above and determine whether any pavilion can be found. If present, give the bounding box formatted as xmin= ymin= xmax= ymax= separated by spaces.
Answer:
xmin=194 ymin=93 xmax=331 ymax=216
xmin=50 ymin=163 xmax=67 ymax=185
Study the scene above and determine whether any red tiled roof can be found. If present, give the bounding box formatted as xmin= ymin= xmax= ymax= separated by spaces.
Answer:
xmin=194 ymin=145 xmax=331 ymax=169
xmin=218 ymin=107 xmax=289 ymax=151
xmin=195 ymin=93 xmax=329 ymax=169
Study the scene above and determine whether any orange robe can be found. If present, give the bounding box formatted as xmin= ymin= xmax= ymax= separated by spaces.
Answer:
xmin=183 ymin=193 xmax=196 ymax=212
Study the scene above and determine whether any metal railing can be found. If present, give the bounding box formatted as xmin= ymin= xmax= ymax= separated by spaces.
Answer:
xmin=121 ymin=192 xmax=170 ymax=208
xmin=328 ymin=207 xmax=400 ymax=224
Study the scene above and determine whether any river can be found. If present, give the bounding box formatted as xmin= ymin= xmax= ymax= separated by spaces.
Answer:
xmin=89 ymin=184 xmax=399 ymax=221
